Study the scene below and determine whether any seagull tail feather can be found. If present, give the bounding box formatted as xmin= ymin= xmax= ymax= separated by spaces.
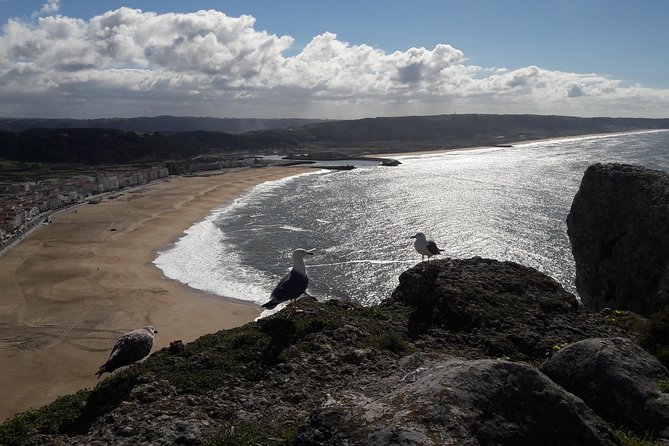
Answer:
xmin=95 ymin=363 xmax=108 ymax=379
xmin=262 ymin=301 xmax=278 ymax=310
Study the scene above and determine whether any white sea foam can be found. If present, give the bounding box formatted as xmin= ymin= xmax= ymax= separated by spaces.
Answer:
xmin=155 ymin=131 xmax=669 ymax=308
xmin=282 ymin=225 xmax=314 ymax=232
xmin=153 ymin=170 xmax=324 ymax=304
xmin=153 ymin=208 xmax=270 ymax=303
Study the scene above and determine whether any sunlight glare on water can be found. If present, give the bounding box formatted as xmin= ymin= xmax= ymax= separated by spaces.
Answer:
xmin=155 ymin=130 xmax=669 ymax=306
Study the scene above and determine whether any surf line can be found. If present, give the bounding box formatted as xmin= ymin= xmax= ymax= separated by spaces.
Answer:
xmin=308 ymin=259 xmax=416 ymax=267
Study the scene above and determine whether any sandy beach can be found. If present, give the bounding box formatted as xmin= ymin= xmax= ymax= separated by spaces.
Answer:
xmin=0 ymin=166 xmax=310 ymax=421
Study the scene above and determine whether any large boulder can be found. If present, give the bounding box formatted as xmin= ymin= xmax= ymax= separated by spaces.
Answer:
xmin=567 ymin=163 xmax=669 ymax=316
xmin=388 ymin=257 xmax=625 ymax=360
xmin=540 ymin=337 xmax=669 ymax=440
xmin=296 ymin=358 xmax=620 ymax=446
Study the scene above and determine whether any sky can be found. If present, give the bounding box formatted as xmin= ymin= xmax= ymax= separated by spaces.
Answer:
xmin=0 ymin=0 xmax=668 ymax=119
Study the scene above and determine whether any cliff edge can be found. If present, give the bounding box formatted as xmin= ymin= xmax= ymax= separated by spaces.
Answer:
xmin=4 ymin=162 xmax=669 ymax=445
xmin=1 ymin=258 xmax=649 ymax=446
xmin=567 ymin=162 xmax=669 ymax=316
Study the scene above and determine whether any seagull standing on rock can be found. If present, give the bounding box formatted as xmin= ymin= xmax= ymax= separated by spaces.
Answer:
xmin=411 ymin=232 xmax=442 ymax=262
xmin=96 ymin=326 xmax=157 ymax=378
xmin=262 ymin=248 xmax=314 ymax=310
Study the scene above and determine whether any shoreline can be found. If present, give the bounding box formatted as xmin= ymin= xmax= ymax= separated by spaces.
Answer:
xmin=0 ymin=165 xmax=311 ymax=421
xmin=2 ymin=128 xmax=666 ymax=422
xmin=364 ymin=128 xmax=669 ymax=159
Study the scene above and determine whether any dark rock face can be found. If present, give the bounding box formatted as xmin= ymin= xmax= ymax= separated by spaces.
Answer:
xmin=390 ymin=257 xmax=624 ymax=360
xmin=567 ymin=163 xmax=669 ymax=316
xmin=24 ymin=380 xmax=212 ymax=446
xmin=540 ymin=337 xmax=669 ymax=439
xmin=296 ymin=358 xmax=620 ymax=446
xmin=8 ymin=259 xmax=637 ymax=445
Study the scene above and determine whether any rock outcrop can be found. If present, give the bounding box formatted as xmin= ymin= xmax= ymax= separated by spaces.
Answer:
xmin=567 ymin=163 xmax=669 ymax=316
xmin=541 ymin=337 xmax=669 ymax=439
xmin=296 ymin=357 xmax=620 ymax=446
xmin=390 ymin=257 xmax=624 ymax=360
xmin=0 ymin=258 xmax=645 ymax=445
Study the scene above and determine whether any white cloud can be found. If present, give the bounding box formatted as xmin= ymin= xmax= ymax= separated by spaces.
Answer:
xmin=32 ymin=0 xmax=60 ymax=19
xmin=0 ymin=7 xmax=667 ymax=118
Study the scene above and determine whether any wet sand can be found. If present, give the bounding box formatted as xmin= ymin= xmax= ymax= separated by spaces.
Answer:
xmin=0 ymin=166 xmax=310 ymax=421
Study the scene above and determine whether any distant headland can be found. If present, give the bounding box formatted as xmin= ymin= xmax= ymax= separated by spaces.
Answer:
xmin=1 ymin=114 xmax=668 ymax=165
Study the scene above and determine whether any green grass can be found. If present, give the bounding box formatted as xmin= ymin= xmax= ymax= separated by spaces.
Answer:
xmin=0 ymin=369 xmax=140 ymax=445
xmin=207 ymin=423 xmax=298 ymax=446
xmin=636 ymin=305 xmax=669 ymax=368
xmin=616 ymin=429 xmax=663 ymax=446
xmin=658 ymin=379 xmax=669 ymax=393
xmin=0 ymin=391 xmax=89 ymax=445
xmin=366 ymin=331 xmax=413 ymax=354
xmin=605 ymin=310 xmax=649 ymax=341
xmin=525 ymin=358 xmax=545 ymax=368
xmin=144 ymin=299 xmax=410 ymax=393
xmin=0 ymin=160 xmax=24 ymax=169
xmin=0 ymin=299 xmax=411 ymax=444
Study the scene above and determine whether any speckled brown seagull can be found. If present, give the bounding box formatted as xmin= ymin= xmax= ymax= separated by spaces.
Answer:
xmin=96 ymin=326 xmax=157 ymax=378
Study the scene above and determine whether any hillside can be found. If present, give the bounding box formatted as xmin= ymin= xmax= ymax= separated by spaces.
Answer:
xmin=250 ymin=114 xmax=669 ymax=150
xmin=1 ymin=255 xmax=666 ymax=445
xmin=0 ymin=114 xmax=668 ymax=165
xmin=0 ymin=116 xmax=326 ymax=134
xmin=0 ymin=128 xmax=297 ymax=165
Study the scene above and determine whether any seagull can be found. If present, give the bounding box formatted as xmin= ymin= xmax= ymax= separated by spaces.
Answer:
xmin=96 ymin=326 xmax=157 ymax=378
xmin=410 ymin=232 xmax=442 ymax=261
xmin=262 ymin=249 xmax=314 ymax=310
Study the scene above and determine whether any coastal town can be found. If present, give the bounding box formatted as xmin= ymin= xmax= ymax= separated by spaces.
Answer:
xmin=0 ymin=166 xmax=170 ymax=243
xmin=0 ymin=155 xmax=268 ymax=248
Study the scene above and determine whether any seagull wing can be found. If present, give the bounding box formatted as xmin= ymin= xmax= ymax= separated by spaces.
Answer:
xmin=426 ymin=241 xmax=442 ymax=255
xmin=106 ymin=334 xmax=129 ymax=364
xmin=98 ymin=329 xmax=153 ymax=377
xmin=263 ymin=269 xmax=308 ymax=309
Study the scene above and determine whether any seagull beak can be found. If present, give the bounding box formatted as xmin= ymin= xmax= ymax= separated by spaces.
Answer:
xmin=306 ymin=250 xmax=314 ymax=255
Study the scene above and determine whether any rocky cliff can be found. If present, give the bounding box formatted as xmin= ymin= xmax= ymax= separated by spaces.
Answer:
xmin=3 ymin=257 xmax=663 ymax=446
xmin=4 ymin=162 xmax=669 ymax=445
xmin=567 ymin=163 xmax=669 ymax=316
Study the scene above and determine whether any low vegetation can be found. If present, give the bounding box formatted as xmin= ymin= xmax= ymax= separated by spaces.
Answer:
xmin=2 ymin=259 xmax=668 ymax=444
xmin=616 ymin=429 xmax=665 ymax=446
xmin=0 ymin=298 xmax=410 ymax=445
xmin=207 ymin=423 xmax=298 ymax=446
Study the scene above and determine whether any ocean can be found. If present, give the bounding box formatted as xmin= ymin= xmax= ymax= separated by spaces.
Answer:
xmin=153 ymin=130 xmax=669 ymax=313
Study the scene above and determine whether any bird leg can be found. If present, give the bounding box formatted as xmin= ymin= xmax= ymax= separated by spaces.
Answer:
xmin=284 ymin=296 xmax=306 ymax=318
xmin=127 ymin=362 xmax=144 ymax=375
xmin=292 ymin=298 xmax=305 ymax=314
xmin=284 ymin=299 xmax=296 ymax=318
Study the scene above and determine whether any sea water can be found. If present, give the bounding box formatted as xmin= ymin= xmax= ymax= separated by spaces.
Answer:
xmin=153 ymin=130 xmax=669 ymax=309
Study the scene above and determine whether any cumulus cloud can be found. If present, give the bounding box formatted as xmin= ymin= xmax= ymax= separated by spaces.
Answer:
xmin=32 ymin=0 xmax=60 ymax=19
xmin=0 ymin=7 xmax=667 ymax=118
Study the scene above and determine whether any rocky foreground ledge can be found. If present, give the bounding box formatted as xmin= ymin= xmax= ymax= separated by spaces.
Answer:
xmin=1 ymin=257 xmax=666 ymax=446
xmin=4 ymin=161 xmax=669 ymax=446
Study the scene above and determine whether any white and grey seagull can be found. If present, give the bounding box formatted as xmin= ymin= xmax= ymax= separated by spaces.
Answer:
xmin=262 ymin=248 xmax=314 ymax=310
xmin=96 ymin=326 xmax=157 ymax=378
xmin=410 ymin=232 xmax=442 ymax=262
